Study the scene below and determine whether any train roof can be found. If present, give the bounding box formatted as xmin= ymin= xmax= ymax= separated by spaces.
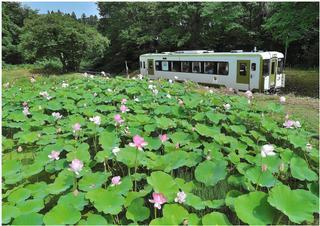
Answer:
xmin=140 ymin=50 xmax=284 ymax=59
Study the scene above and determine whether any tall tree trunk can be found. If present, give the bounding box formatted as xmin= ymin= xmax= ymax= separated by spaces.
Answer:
xmin=284 ymin=36 xmax=289 ymax=69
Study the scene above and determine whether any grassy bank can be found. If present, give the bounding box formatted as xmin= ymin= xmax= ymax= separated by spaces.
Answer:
xmin=283 ymin=67 xmax=319 ymax=98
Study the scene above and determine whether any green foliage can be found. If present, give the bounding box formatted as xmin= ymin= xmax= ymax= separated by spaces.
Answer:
xmin=2 ymin=75 xmax=319 ymax=225
xmin=20 ymin=13 xmax=109 ymax=72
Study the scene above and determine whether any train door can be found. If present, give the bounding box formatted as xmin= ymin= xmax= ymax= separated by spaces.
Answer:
xmin=269 ymin=58 xmax=277 ymax=87
xmin=147 ymin=59 xmax=154 ymax=75
xmin=236 ymin=60 xmax=250 ymax=86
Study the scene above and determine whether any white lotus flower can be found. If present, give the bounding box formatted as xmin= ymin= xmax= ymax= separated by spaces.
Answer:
xmin=89 ymin=116 xmax=101 ymax=125
xmin=261 ymin=144 xmax=276 ymax=158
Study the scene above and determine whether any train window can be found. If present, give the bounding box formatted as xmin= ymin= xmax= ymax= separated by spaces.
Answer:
xmin=140 ymin=61 xmax=142 ymax=68
xmin=239 ymin=63 xmax=247 ymax=76
xmin=251 ymin=63 xmax=256 ymax=71
xmin=162 ymin=61 xmax=169 ymax=71
xmin=143 ymin=62 xmax=145 ymax=69
xmin=192 ymin=62 xmax=201 ymax=73
xmin=155 ymin=61 xmax=161 ymax=71
xmin=171 ymin=61 xmax=181 ymax=72
xmin=218 ymin=62 xmax=229 ymax=75
xmin=204 ymin=62 xmax=217 ymax=74
xmin=277 ymin=59 xmax=283 ymax=74
xmin=271 ymin=61 xmax=275 ymax=74
xmin=263 ymin=60 xmax=269 ymax=76
xmin=181 ymin=61 xmax=191 ymax=73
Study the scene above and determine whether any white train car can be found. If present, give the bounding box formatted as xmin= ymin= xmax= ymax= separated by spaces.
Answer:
xmin=139 ymin=50 xmax=285 ymax=92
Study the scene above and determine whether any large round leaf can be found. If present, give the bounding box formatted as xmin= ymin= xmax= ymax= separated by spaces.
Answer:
xmin=126 ymin=198 xmax=150 ymax=223
xmin=43 ymin=204 xmax=81 ymax=225
xmin=268 ymin=184 xmax=319 ymax=224
xmin=202 ymin=212 xmax=231 ymax=225
xmin=146 ymin=171 xmax=179 ymax=201
xmin=12 ymin=213 xmax=43 ymax=225
xmin=195 ymin=160 xmax=227 ymax=186
xmin=234 ymin=191 xmax=276 ymax=225
xmin=86 ymin=188 xmax=125 ymax=215
xmin=290 ymin=156 xmax=318 ymax=181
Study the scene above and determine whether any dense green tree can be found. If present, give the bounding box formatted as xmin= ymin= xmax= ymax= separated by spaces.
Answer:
xmin=20 ymin=13 xmax=109 ymax=72
xmin=2 ymin=2 xmax=36 ymax=64
xmin=263 ymin=2 xmax=319 ymax=66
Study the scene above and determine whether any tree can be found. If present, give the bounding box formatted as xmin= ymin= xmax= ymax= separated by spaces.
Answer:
xmin=20 ymin=13 xmax=110 ymax=72
xmin=263 ymin=2 xmax=319 ymax=67
xmin=2 ymin=2 xmax=36 ymax=64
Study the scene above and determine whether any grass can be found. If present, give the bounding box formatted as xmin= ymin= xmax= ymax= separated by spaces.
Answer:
xmin=283 ymin=67 xmax=319 ymax=98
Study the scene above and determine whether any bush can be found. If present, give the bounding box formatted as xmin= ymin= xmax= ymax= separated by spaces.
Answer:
xmin=34 ymin=58 xmax=63 ymax=74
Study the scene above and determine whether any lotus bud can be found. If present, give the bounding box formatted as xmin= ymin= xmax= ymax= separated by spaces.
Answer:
xmin=261 ymin=164 xmax=268 ymax=172
xmin=73 ymin=189 xmax=79 ymax=196
xmin=279 ymin=162 xmax=285 ymax=172
xmin=17 ymin=146 xmax=23 ymax=152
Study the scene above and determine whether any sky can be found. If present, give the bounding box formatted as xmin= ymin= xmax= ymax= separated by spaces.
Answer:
xmin=22 ymin=2 xmax=99 ymax=18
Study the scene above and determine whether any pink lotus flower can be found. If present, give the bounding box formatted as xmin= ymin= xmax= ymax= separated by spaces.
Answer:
xmin=52 ymin=112 xmax=62 ymax=120
xmin=279 ymin=96 xmax=286 ymax=104
xmin=174 ymin=191 xmax=187 ymax=204
xmin=175 ymin=143 xmax=180 ymax=149
xmin=121 ymin=98 xmax=127 ymax=104
xmin=48 ymin=151 xmax=60 ymax=160
xmin=23 ymin=107 xmax=31 ymax=116
xmin=114 ymin=114 xmax=124 ymax=124
xmin=129 ymin=135 xmax=148 ymax=151
xmin=245 ymin=90 xmax=253 ymax=99
xmin=69 ymin=159 xmax=83 ymax=175
xmin=22 ymin=102 xmax=28 ymax=107
xmin=89 ymin=116 xmax=101 ymax=125
xmin=223 ymin=103 xmax=231 ymax=110
xmin=283 ymin=120 xmax=301 ymax=129
xmin=111 ymin=176 xmax=122 ymax=186
xmin=39 ymin=91 xmax=51 ymax=100
xmin=72 ymin=123 xmax=81 ymax=133
xmin=261 ymin=144 xmax=276 ymax=158
xmin=120 ymin=105 xmax=129 ymax=113
xmin=149 ymin=192 xmax=167 ymax=209
xmin=159 ymin=134 xmax=168 ymax=143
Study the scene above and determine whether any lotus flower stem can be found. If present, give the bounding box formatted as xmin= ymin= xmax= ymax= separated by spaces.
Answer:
xmin=154 ymin=207 xmax=157 ymax=219
xmin=134 ymin=149 xmax=138 ymax=191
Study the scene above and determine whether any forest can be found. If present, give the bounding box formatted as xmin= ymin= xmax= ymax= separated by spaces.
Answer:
xmin=2 ymin=2 xmax=319 ymax=74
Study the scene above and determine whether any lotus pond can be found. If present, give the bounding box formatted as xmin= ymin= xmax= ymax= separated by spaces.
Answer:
xmin=2 ymin=75 xmax=319 ymax=225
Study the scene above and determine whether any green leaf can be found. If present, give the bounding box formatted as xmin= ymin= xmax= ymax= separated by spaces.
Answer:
xmin=58 ymin=192 xmax=88 ymax=211
xmin=78 ymin=171 xmax=109 ymax=191
xmin=12 ymin=213 xmax=43 ymax=225
xmin=162 ymin=204 xmax=189 ymax=224
xmin=126 ymin=198 xmax=150 ymax=223
xmin=156 ymin=116 xmax=176 ymax=129
xmin=202 ymin=212 xmax=231 ymax=225
xmin=99 ymin=130 xmax=120 ymax=150
xmin=290 ymin=156 xmax=318 ymax=181
xmin=8 ymin=188 xmax=31 ymax=204
xmin=43 ymin=204 xmax=81 ymax=225
xmin=147 ymin=171 xmax=179 ymax=201
xmin=234 ymin=191 xmax=276 ymax=225
xmin=245 ymin=166 xmax=278 ymax=187
xmin=195 ymin=160 xmax=227 ymax=186
xmin=86 ymin=188 xmax=125 ymax=215
xmin=195 ymin=124 xmax=220 ymax=138
xmin=268 ymin=184 xmax=319 ymax=224
xmin=16 ymin=199 xmax=44 ymax=214
xmin=206 ymin=112 xmax=226 ymax=124
xmin=78 ymin=213 xmax=109 ymax=225
xmin=2 ymin=204 xmax=21 ymax=224
xmin=185 ymin=193 xmax=206 ymax=210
